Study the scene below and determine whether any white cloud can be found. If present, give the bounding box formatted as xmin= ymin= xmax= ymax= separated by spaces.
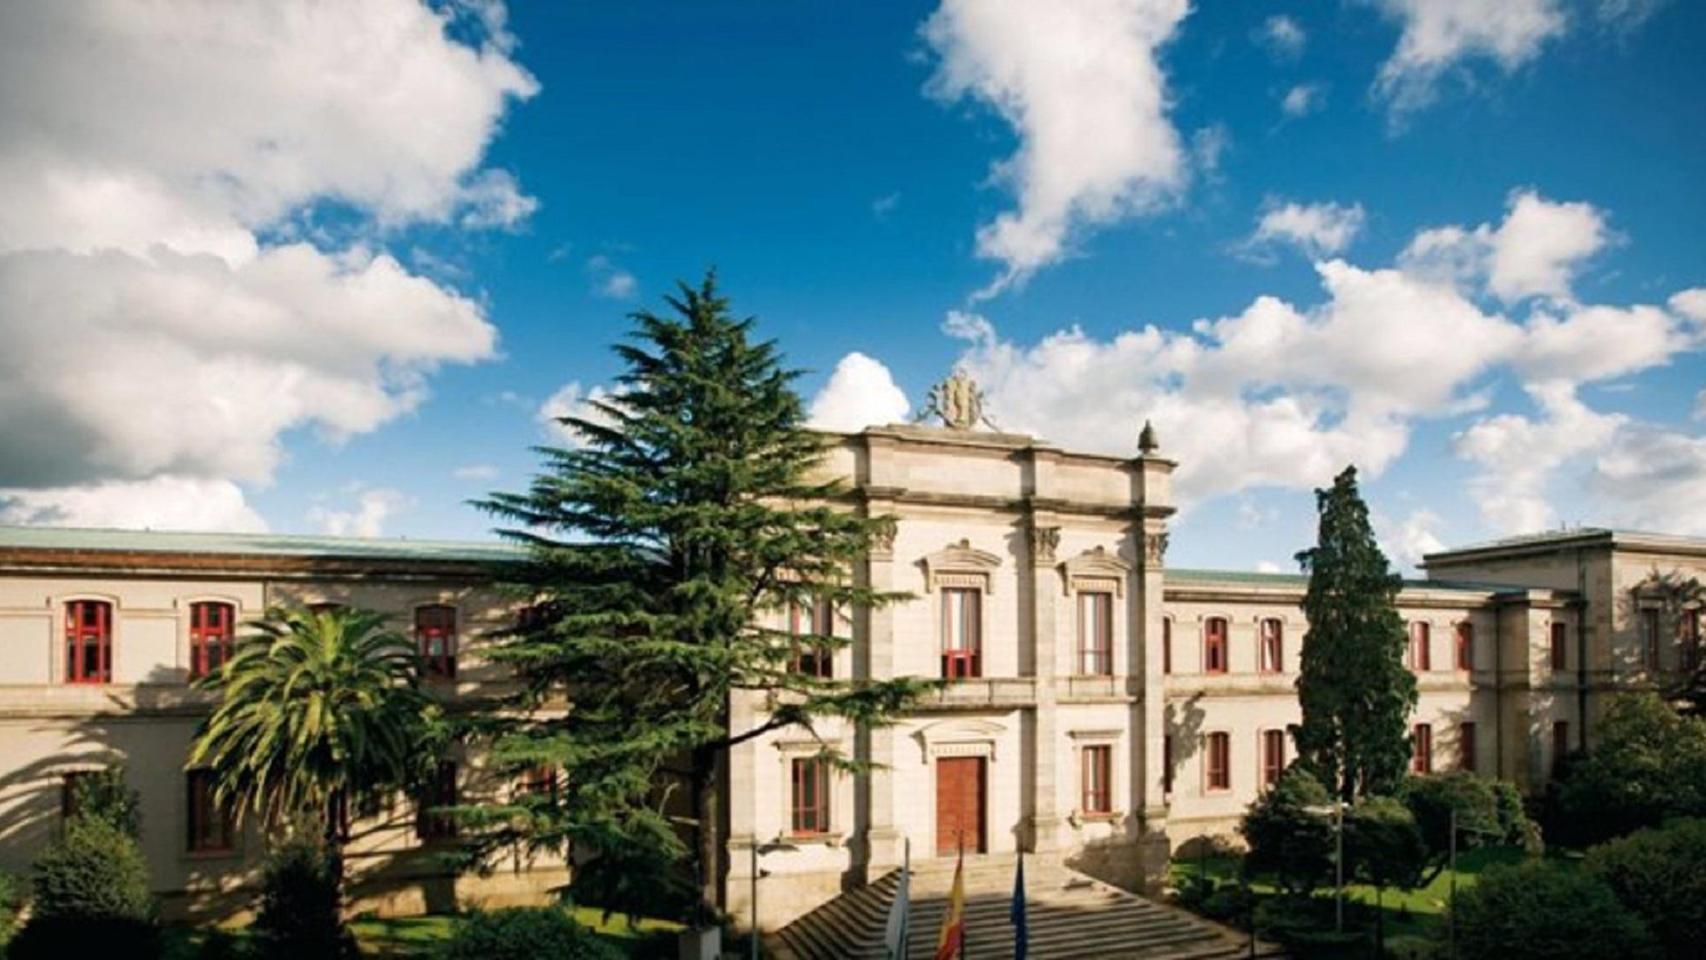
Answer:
xmin=1379 ymin=508 xmax=1448 ymax=569
xmin=1191 ymin=124 xmax=1232 ymax=178
xmin=1590 ymin=423 xmax=1706 ymax=535
xmin=1247 ymin=200 xmax=1366 ymax=258
xmin=872 ymin=192 xmax=902 ymax=219
xmin=308 ymin=487 xmax=409 ymax=538
xmin=1255 ymin=15 xmax=1307 ymax=59
xmin=586 ymin=254 xmax=638 ymax=300
xmin=1400 ymin=190 xmax=1609 ymax=303
xmin=453 ymin=464 xmax=499 ymax=481
xmin=1373 ymin=0 xmax=1568 ymax=115
xmin=1670 ymin=288 xmax=1706 ymax=325
xmin=921 ymin=0 xmax=1190 ymax=295
xmin=1281 ymin=83 xmax=1327 ymax=118
xmin=1454 ymin=382 xmax=1625 ymax=533
xmin=0 ymin=1 xmax=531 ymax=527
xmin=1595 ymin=0 xmax=1669 ymax=32
xmin=807 ymin=353 xmax=912 ymax=432
xmin=0 ymin=476 xmax=267 ymax=532
xmin=537 ymin=381 xmax=619 ymax=447
xmin=930 ymin=190 xmax=1704 ymax=533
xmin=1254 ymin=560 xmax=1283 ymax=574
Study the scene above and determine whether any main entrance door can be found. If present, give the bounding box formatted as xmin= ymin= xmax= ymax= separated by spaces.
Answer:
xmin=935 ymin=756 xmax=986 ymax=855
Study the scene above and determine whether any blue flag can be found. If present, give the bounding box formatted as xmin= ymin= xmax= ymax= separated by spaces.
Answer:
xmin=1010 ymin=850 xmax=1028 ymax=960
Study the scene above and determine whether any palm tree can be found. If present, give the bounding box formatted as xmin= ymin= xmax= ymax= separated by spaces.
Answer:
xmin=188 ymin=605 xmax=443 ymax=860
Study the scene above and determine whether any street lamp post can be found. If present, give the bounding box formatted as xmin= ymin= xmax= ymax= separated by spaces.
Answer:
xmin=1304 ymin=800 xmax=1345 ymax=933
xmin=750 ymin=840 xmax=797 ymax=960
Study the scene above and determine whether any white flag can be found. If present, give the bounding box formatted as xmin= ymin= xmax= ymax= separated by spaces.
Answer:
xmin=882 ymin=862 xmax=910 ymax=959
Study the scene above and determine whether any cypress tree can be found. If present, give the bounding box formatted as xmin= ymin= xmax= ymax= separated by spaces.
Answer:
xmin=472 ymin=273 xmax=932 ymax=922
xmin=1292 ymin=466 xmax=1417 ymax=800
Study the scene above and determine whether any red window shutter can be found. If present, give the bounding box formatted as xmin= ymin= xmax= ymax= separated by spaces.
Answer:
xmin=1205 ymin=618 xmax=1228 ymax=675
xmin=1081 ymin=746 xmax=1111 ymax=814
xmin=190 ymin=602 xmax=235 ymax=679
xmin=65 ymin=600 xmax=112 ymax=684
xmin=1162 ymin=618 xmax=1172 ymax=675
xmin=1550 ymin=622 xmax=1567 ymax=671
xmin=416 ymin=606 xmax=458 ymax=680
xmin=790 ymin=758 xmax=830 ymax=835
xmin=1409 ymin=622 xmax=1431 ymax=672
xmin=1261 ymin=730 xmax=1285 ymax=786
xmin=941 ymin=588 xmax=981 ymax=679
xmin=1078 ymin=592 xmax=1113 ymax=676
xmin=1457 ymin=622 xmax=1474 ymax=672
xmin=1207 ymin=732 xmax=1230 ymax=790
xmin=1412 ymin=724 xmax=1432 ymax=774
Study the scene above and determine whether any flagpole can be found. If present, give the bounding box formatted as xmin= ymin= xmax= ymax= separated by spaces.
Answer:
xmin=902 ymin=836 xmax=911 ymax=958
xmin=960 ymin=834 xmax=968 ymax=960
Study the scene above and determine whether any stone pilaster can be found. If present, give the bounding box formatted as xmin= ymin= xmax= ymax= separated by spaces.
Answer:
xmin=1028 ymin=518 xmax=1065 ymax=852
xmin=860 ymin=499 xmax=903 ymax=872
xmin=1132 ymin=449 xmax=1177 ymax=887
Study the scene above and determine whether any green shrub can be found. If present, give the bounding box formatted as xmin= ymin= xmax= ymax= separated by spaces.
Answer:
xmin=29 ymin=816 xmax=155 ymax=922
xmin=66 ymin=767 xmax=143 ymax=839
xmin=251 ymin=838 xmax=355 ymax=960
xmin=441 ymin=907 xmax=622 ymax=960
xmin=1448 ymin=859 xmax=1656 ymax=960
xmin=1252 ymin=895 xmax=1366 ymax=960
xmin=0 ymin=870 xmax=25 ymax=948
xmin=1240 ymin=766 xmax=1335 ymax=894
xmin=1584 ymin=818 xmax=1706 ymax=959
xmin=1546 ymin=694 xmax=1706 ymax=846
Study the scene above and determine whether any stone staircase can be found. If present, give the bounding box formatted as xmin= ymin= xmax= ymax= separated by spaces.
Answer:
xmin=771 ymin=855 xmax=1280 ymax=960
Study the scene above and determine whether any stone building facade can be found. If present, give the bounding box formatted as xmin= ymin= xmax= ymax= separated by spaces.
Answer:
xmin=0 ymin=419 xmax=1701 ymax=929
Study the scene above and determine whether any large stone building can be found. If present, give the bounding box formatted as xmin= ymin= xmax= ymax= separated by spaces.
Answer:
xmin=0 ymin=416 xmax=1701 ymax=930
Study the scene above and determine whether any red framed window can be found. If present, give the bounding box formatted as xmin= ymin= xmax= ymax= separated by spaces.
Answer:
xmin=189 ymin=601 xmax=235 ymax=679
xmin=1162 ymin=618 xmax=1173 ymax=675
xmin=1206 ymin=732 xmax=1230 ymax=791
xmin=1261 ymin=730 xmax=1286 ymax=787
xmin=1685 ymin=611 xmax=1701 ymax=673
xmin=1408 ymin=622 xmax=1431 ymax=672
xmin=1460 ymin=722 xmax=1477 ymax=773
xmin=1259 ymin=619 xmax=1283 ymax=674
xmin=1412 ymin=723 xmax=1433 ymax=774
xmin=1162 ymin=736 xmax=1174 ymax=795
xmin=1456 ymin=622 xmax=1475 ymax=672
xmin=1551 ymin=721 xmax=1570 ymax=777
xmin=790 ymin=758 xmax=830 ymax=835
xmin=940 ymin=587 xmax=981 ymax=679
xmin=520 ymin=764 xmax=558 ymax=800
xmin=1081 ymin=745 xmax=1112 ymax=814
xmin=788 ymin=596 xmax=834 ymax=678
xmin=1077 ymin=592 xmax=1113 ymax=676
xmin=416 ymin=761 xmax=458 ymax=841
xmin=1642 ymin=608 xmax=1661 ymax=671
xmin=1546 ymin=622 xmax=1566 ymax=671
xmin=416 ymin=605 xmax=457 ymax=680
xmin=64 ymin=600 xmax=112 ymax=684
xmin=186 ymin=769 xmax=234 ymax=853
xmin=1203 ymin=618 xmax=1228 ymax=674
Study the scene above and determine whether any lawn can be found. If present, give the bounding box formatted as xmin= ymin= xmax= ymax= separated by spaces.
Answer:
xmin=163 ymin=906 xmax=682 ymax=959
xmin=1170 ymin=846 xmax=1577 ymax=957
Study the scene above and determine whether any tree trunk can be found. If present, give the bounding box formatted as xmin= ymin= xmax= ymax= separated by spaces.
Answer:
xmin=693 ymin=745 xmax=724 ymax=927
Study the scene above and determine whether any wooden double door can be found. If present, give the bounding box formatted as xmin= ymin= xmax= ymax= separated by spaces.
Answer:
xmin=935 ymin=756 xmax=987 ymax=855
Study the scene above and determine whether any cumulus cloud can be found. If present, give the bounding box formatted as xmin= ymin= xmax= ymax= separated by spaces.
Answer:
xmin=921 ymin=0 xmax=1190 ymax=295
xmin=1281 ymin=83 xmax=1327 ymax=118
xmin=1246 ymin=200 xmax=1366 ymax=258
xmin=932 ymin=190 xmax=1703 ymax=533
xmin=0 ymin=0 xmax=533 ymax=529
xmin=1592 ymin=424 xmax=1706 ymax=535
xmin=1373 ymin=0 xmax=1568 ymax=115
xmin=807 ymin=353 xmax=912 ymax=432
xmin=308 ymin=487 xmax=410 ymax=538
xmin=452 ymin=464 xmax=499 ymax=481
xmin=1255 ymin=15 xmax=1307 ymax=59
xmin=537 ymin=381 xmax=620 ymax=447
xmin=1380 ymin=509 xmax=1448 ymax=569
xmin=0 ymin=476 xmax=267 ymax=532
xmin=1400 ymin=190 xmax=1609 ymax=303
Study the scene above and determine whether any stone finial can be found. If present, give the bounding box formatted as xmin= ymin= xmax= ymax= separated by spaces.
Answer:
xmin=1138 ymin=419 xmax=1159 ymax=455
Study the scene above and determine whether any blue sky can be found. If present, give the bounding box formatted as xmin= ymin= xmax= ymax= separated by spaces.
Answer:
xmin=1 ymin=0 xmax=1702 ymax=573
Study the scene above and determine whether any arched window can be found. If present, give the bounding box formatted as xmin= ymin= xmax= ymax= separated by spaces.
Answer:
xmin=416 ymin=605 xmax=458 ymax=680
xmin=190 ymin=601 xmax=235 ymax=679
xmin=65 ymin=600 xmax=112 ymax=684
xmin=1203 ymin=617 xmax=1228 ymax=674
xmin=1259 ymin=619 xmax=1283 ymax=674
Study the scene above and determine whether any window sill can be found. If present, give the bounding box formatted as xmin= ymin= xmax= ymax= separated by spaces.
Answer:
xmin=780 ymin=831 xmax=843 ymax=848
xmin=183 ymin=847 xmax=241 ymax=862
xmin=1069 ymin=810 xmax=1122 ymax=828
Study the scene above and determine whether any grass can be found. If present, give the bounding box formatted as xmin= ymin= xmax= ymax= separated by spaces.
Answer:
xmin=163 ymin=905 xmax=682 ymax=959
xmin=1170 ymin=846 xmax=1578 ymax=956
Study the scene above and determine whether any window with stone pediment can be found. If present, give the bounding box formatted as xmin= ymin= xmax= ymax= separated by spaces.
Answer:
xmin=1203 ymin=617 xmax=1228 ymax=674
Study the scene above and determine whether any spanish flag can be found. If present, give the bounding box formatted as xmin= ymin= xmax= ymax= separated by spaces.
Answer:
xmin=934 ymin=846 xmax=966 ymax=960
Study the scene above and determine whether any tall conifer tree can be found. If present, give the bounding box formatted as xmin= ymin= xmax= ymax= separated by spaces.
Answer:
xmin=1293 ymin=466 xmax=1417 ymax=800
xmin=473 ymin=274 xmax=931 ymax=921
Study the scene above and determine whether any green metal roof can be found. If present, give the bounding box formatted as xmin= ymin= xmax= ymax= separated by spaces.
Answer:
xmin=1164 ymin=567 xmax=1514 ymax=594
xmin=0 ymin=525 xmax=524 ymax=564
